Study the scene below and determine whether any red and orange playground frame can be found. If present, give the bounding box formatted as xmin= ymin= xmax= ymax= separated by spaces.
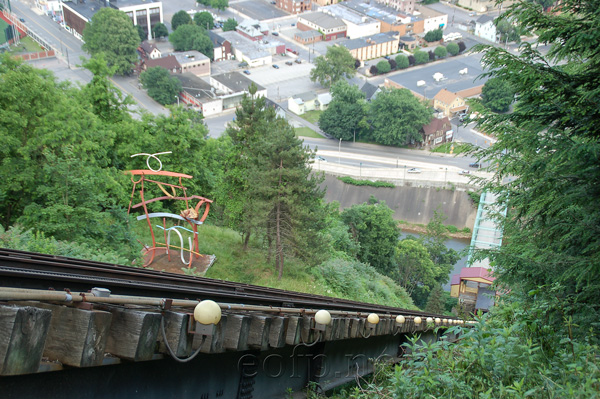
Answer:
xmin=126 ymin=152 xmax=213 ymax=268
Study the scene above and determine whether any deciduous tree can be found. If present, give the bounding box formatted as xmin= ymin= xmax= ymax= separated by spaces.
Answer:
xmin=341 ymin=197 xmax=399 ymax=277
xmin=310 ymin=46 xmax=356 ymax=88
xmin=171 ymin=10 xmax=192 ymax=31
xmin=446 ymin=42 xmax=459 ymax=56
xmin=318 ymin=80 xmax=368 ymax=141
xmin=223 ymin=18 xmax=238 ymax=31
xmin=140 ymin=66 xmax=182 ymax=106
xmin=82 ymin=8 xmax=140 ymax=75
xmin=367 ymin=88 xmax=431 ymax=146
xmin=395 ymin=54 xmax=409 ymax=69
xmin=169 ymin=24 xmax=213 ymax=59
xmin=152 ymin=22 xmax=168 ymax=38
xmin=194 ymin=12 xmax=214 ymax=29
xmin=376 ymin=60 xmax=391 ymax=74
xmin=424 ymin=28 xmax=443 ymax=42
xmin=414 ymin=50 xmax=429 ymax=65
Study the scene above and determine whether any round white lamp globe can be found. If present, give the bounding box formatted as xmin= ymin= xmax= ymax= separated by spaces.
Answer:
xmin=315 ymin=310 xmax=332 ymax=325
xmin=193 ymin=300 xmax=221 ymax=325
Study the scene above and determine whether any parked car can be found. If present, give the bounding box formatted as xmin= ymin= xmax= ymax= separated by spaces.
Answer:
xmin=295 ymin=59 xmax=302 ymax=64
xmin=285 ymin=61 xmax=293 ymax=66
xmin=459 ymin=170 xmax=471 ymax=175
xmin=19 ymin=18 xmax=25 ymax=22
xmin=407 ymin=168 xmax=422 ymax=174
xmin=469 ymin=162 xmax=480 ymax=168
xmin=272 ymin=64 xmax=279 ymax=69
xmin=243 ymin=70 xmax=251 ymax=75
xmin=238 ymin=61 xmax=248 ymax=67
xmin=384 ymin=55 xmax=391 ymax=60
xmin=272 ymin=32 xmax=279 ymax=36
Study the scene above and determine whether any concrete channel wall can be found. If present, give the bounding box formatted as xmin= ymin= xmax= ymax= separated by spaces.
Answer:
xmin=321 ymin=174 xmax=478 ymax=229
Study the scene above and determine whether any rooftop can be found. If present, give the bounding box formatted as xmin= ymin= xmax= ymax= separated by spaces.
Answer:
xmin=176 ymin=73 xmax=217 ymax=101
xmin=340 ymin=32 xmax=398 ymax=51
xmin=212 ymin=72 xmax=265 ymax=93
xmin=172 ymin=51 xmax=210 ymax=65
xmin=299 ymin=12 xmax=346 ymax=30
xmin=219 ymin=31 xmax=272 ymax=60
xmin=434 ymin=88 xmax=460 ymax=104
xmin=62 ymin=0 xmax=160 ymax=20
xmin=340 ymin=0 xmax=418 ymax=26
xmin=422 ymin=116 xmax=450 ymax=136
xmin=320 ymin=3 xmax=379 ymax=26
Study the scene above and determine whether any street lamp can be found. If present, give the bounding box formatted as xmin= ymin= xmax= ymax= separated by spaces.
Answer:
xmin=338 ymin=138 xmax=342 ymax=164
xmin=175 ymin=95 xmax=180 ymax=106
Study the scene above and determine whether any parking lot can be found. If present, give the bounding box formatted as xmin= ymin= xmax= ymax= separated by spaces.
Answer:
xmin=229 ymin=0 xmax=288 ymax=21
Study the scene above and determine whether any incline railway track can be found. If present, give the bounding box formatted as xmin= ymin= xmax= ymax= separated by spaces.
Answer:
xmin=0 ymin=248 xmax=437 ymax=317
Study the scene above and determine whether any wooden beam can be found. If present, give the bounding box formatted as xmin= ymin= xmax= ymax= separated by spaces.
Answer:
xmin=349 ymin=318 xmax=361 ymax=339
xmin=197 ymin=314 xmax=228 ymax=354
xmin=223 ymin=314 xmax=250 ymax=351
xmin=34 ymin=303 xmax=112 ymax=368
xmin=0 ymin=305 xmax=52 ymax=375
xmin=105 ymin=308 xmax=161 ymax=361
xmin=285 ymin=316 xmax=301 ymax=346
xmin=158 ymin=311 xmax=192 ymax=358
xmin=247 ymin=315 xmax=272 ymax=351
xmin=268 ymin=316 xmax=287 ymax=349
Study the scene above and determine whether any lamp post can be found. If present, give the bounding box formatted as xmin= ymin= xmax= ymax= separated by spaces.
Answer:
xmin=338 ymin=137 xmax=342 ymax=164
xmin=175 ymin=95 xmax=180 ymax=106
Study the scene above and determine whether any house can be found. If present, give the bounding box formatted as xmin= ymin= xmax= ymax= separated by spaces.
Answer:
xmin=287 ymin=92 xmax=332 ymax=115
xmin=399 ymin=35 xmax=417 ymax=50
xmin=360 ymin=82 xmax=381 ymax=102
xmin=294 ymin=30 xmax=323 ymax=45
xmin=421 ymin=116 xmax=452 ymax=147
xmin=433 ymin=89 xmax=467 ymax=117
xmin=210 ymin=72 xmax=267 ymax=110
xmin=60 ymin=0 xmax=163 ymax=41
xmin=450 ymin=267 xmax=496 ymax=313
xmin=138 ymin=41 xmax=161 ymax=60
xmin=414 ymin=5 xmax=447 ymax=33
xmin=474 ymin=15 xmax=497 ymax=42
xmin=207 ymin=31 xmax=232 ymax=61
xmin=457 ymin=0 xmax=515 ymax=13
xmin=276 ymin=0 xmax=311 ymax=15
xmin=297 ymin=12 xmax=347 ymax=41
xmin=175 ymin=73 xmax=223 ymax=116
xmin=143 ymin=55 xmax=181 ymax=73
xmin=172 ymin=51 xmax=210 ymax=77
xmin=338 ymin=31 xmax=399 ymax=61
xmin=340 ymin=0 xmax=424 ymax=36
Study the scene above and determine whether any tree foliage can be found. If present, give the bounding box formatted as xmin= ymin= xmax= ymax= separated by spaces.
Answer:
xmin=216 ymin=85 xmax=326 ymax=278
xmin=481 ymin=77 xmax=514 ymax=113
xmin=140 ymin=66 xmax=182 ymax=105
xmin=414 ymin=50 xmax=429 ymax=65
xmin=194 ymin=11 xmax=214 ymax=29
xmin=318 ymin=80 xmax=367 ymax=141
xmin=222 ymin=18 xmax=238 ymax=31
xmin=136 ymin=24 xmax=146 ymax=42
xmin=457 ymin=41 xmax=466 ymax=53
xmin=395 ymin=54 xmax=409 ymax=69
xmin=424 ymin=28 xmax=443 ymax=42
xmin=446 ymin=41 xmax=460 ymax=56
xmin=471 ymin=0 xmax=600 ymax=336
xmin=309 ymin=46 xmax=356 ymax=88
xmin=171 ymin=10 xmax=193 ymax=31
xmin=169 ymin=24 xmax=213 ymax=59
xmin=152 ymin=22 xmax=168 ymax=38
xmin=396 ymin=238 xmax=437 ymax=297
xmin=367 ymin=88 xmax=431 ymax=146
xmin=340 ymin=196 xmax=399 ymax=277
xmin=82 ymin=8 xmax=140 ymax=75
xmin=434 ymin=45 xmax=447 ymax=58
xmin=376 ymin=60 xmax=391 ymax=74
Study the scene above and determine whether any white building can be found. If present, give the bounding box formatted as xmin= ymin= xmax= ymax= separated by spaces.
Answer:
xmin=415 ymin=5 xmax=448 ymax=33
xmin=474 ymin=15 xmax=497 ymax=42
xmin=320 ymin=4 xmax=381 ymax=39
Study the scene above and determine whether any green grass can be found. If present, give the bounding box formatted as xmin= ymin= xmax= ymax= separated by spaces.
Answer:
xmin=300 ymin=110 xmax=323 ymax=124
xmin=4 ymin=36 xmax=45 ymax=54
xmin=295 ymin=127 xmax=323 ymax=138
xmin=430 ymin=142 xmax=474 ymax=155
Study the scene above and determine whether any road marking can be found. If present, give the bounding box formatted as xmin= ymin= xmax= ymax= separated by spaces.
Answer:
xmin=13 ymin=3 xmax=77 ymax=52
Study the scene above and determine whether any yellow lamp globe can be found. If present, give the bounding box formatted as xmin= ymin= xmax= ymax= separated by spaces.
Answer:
xmin=435 ymin=318 xmax=441 ymax=324
xmin=395 ymin=315 xmax=406 ymax=324
xmin=414 ymin=316 xmax=422 ymax=325
xmin=367 ymin=313 xmax=380 ymax=324
xmin=193 ymin=300 xmax=221 ymax=325
xmin=315 ymin=309 xmax=332 ymax=325
xmin=426 ymin=317 xmax=433 ymax=324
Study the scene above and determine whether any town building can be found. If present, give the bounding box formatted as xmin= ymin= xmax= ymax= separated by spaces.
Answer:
xmin=219 ymin=31 xmax=280 ymax=67
xmin=276 ymin=0 xmax=312 ymax=15
xmin=143 ymin=55 xmax=181 ymax=73
xmin=287 ymin=92 xmax=332 ymax=115
xmin=319 ymin=4 xmax=380 ymax=39
xmin=433 ymin=89 xmax=467 ymax=117
xmin=421 ymin=116 xmax=452 ymax=147
xmin=338 ymin=32 xmax=399 ymax=61
xmin=210 ymin=72 xmax=268 ymax=110
xmin=207 ymin=31 xmax=233 ymax=61
xmin=373 ymin=0 xmax=415 ymax=14
xmin=297 ymin=12 xmax=347 ymax=41
xmin=414 ymin=5 xmax=447 ymax=32
xmin=138 ymin=41 xmax=161 ymax=60
xmin=61 ymin=0 xmax=163 ymax=41
xmin=339 ymin=0 xmax=424 ymax=36
xmin=172 ymin=51 xmax=210 ymax=77
xmin=474 ymin=15 xmax=497 ymax=42
xmin=236 ymin=19 xmax=269 ymax=41
xmin=175 ymin=73 xmax=223 ymax=116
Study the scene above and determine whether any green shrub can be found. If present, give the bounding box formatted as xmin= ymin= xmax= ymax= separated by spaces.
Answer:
xmin=338 ymin=176 xmax=395 ymax=188
xmin=467 ymin=190 xmax=481 ymax=206
xmin=446 ymin=224 xmax=458 ymax=233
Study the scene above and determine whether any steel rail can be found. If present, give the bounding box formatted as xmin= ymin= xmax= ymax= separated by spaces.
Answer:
xmin=0 ymin=248 xmax=439 ymax=317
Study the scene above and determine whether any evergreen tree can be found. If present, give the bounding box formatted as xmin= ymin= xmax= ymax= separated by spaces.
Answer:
xmin=424 ymin=284 xmax=445 ymax=314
